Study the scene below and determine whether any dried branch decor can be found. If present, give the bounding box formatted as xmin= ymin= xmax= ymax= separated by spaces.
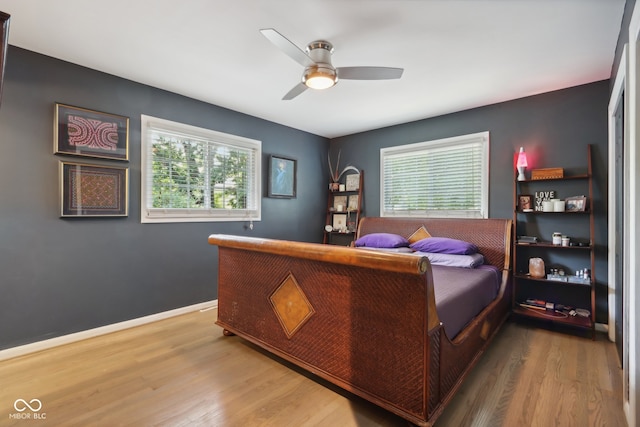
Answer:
xmin=328 ymin=150 xmax=359 ymax=184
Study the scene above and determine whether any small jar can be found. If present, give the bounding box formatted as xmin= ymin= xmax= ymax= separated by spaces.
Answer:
xmin=552 ymin=232 xmax=562 ymax=245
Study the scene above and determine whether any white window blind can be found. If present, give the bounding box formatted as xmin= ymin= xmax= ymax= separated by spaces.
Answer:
xmin=380 ymin=132 xmax=489 ymax=218
xmin=141 ymin=115 xmax=261 ymax=223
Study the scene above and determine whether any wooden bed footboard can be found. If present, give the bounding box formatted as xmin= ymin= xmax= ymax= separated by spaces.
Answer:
xmin=208 ymin=217 xmax=512 ymax=426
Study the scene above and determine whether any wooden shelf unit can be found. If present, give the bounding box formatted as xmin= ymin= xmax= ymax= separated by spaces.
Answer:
xmin=323 ymin=171 xmax=363 ymax=245
xmin=512 ymin=145 xmax=595 ymax=335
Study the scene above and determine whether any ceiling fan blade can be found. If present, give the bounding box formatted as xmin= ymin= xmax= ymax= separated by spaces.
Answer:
xmin=336 ymin=66 xmax=404 ymax=80
xmin=282 ymin=82 xmax=308 ymax=100
xmin=260 ymin=28 xmax=315 ymax=68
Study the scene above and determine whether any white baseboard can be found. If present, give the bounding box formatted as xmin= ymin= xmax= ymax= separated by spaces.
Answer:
xmin=595 ymin=322 xmax=608 ymax=334
xmin=0 ymin=300 xmax=218 ymax=362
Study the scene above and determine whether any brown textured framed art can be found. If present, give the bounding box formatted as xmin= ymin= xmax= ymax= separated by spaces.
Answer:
xmin=0 ymin=11 xmax=10 ymax=108
xmin=54 ymin=103 xmax=130 ymax=161
xmin=60 ymin=162 xmax=128 ymax=217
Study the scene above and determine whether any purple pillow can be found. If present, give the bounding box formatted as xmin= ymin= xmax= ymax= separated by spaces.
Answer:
xmin=410 ymin=237 xmax=478 ymax=255
xmin=354 ymin=233 xmax=409 ymax=248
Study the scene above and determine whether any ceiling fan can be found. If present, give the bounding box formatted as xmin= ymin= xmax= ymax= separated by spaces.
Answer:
xmin=260 ymin=28 xmax=404 ymax=100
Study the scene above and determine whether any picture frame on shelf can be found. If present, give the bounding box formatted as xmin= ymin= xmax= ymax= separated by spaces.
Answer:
xmin=565 ymin=195 xmax=587 ymax=212
xmin=345 ymin=173 xmax=360 ymax=191
xmin=332 ymin=214 xmax=347 ymax=232
xmin=54 ymin=103 xmax=130 ymax=161
xmin=268 ymin=154 xmax=297 ymax=198
xmin=333 ymin=195 xmax=347 ymax=211
xmin=59 ymin=161 xmax=128 ymax=217
xmin=517 ymin=194 xmax=533 ymax=212
xmin=348 ymin=195 xmax=359 ymax=211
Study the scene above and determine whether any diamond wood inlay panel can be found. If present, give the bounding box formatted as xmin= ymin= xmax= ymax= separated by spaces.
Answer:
xmin=269 ymin=273 xmax=315 ymax=339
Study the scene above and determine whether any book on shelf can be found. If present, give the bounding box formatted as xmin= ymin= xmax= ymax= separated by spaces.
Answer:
xmin=517 ymin=235 xmax=538 ymax=244
xmin=519 ymin=298 xmax=583 ymax=317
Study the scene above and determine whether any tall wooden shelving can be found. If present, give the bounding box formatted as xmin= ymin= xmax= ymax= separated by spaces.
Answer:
xmin=323 ymin=171 xmax=363 ymax=245
xmin=511 ymin=145 xmax=595 ymax=336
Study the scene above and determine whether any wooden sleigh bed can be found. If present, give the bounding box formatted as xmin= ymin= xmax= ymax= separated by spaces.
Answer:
xmin=208 ymin=217 xmax=512 ymax=426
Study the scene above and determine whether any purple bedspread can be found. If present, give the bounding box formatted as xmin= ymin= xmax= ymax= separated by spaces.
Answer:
xmin=431 ymin=265 xmax=501 ymax=339
xmin=354 ymin=247 xmax=501 ymax=339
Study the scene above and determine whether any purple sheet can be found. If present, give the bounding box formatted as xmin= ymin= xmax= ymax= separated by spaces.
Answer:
xmin=431 ymin=265 xmax=500 ymax=339
xmin=354 ymin=247 xmax=501 ymax=339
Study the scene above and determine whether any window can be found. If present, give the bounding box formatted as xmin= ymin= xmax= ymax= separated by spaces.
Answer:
xmin=141 ymin=115 xmax=261 ymax=223
xmin=380 ymin=132 xmax=489 ymax=218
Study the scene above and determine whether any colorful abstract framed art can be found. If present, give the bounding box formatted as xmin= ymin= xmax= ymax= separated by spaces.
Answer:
xmin=60 ymin=161 xmax=129 ymax=217
xmin=54 ymin=103 xmax=129 ymax=161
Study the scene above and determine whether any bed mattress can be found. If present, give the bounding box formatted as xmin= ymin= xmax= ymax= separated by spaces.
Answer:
xmin=431 ymin=264 xmax=500 ymax=339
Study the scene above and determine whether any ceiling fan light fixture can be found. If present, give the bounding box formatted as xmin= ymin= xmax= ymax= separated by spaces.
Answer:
xmin=303 ymin=65 xmax=337 ymax=90
xmin=260 ymin=29 xmax=403 ymax=100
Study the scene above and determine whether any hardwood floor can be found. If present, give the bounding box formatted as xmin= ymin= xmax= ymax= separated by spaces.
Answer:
xmin=0 ymin=308 xmax=626 ymax=426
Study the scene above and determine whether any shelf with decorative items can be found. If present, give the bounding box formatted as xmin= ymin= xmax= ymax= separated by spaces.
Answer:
xmin=323 ymin=170 xmax=363 ymax=246
xmin=511 ymin=144 xmax=595 ymax=336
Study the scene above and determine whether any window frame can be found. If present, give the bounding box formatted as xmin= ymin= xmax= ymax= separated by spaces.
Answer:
xmin=380 ymin=131 xmax=489 ymax=218
xmin=140 ymin=115 xmax=262 ymax=223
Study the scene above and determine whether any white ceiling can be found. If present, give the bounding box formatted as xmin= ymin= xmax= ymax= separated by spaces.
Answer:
xmin=0 ymin=0 xmax=625 ymax=138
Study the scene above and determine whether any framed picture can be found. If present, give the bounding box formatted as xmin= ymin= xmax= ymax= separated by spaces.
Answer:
xmin=54 ymin=103 xmax=129 ymax=161
xmin=345 ymin=173 xmax=360 ymax=191
xmin=565 ymin=195 xmax=587 ymax=212
xmin=333 ymin=195 xmax=347 ymax=211
xmin=60 ymin=161 xmax=128 ymax=217
xmin=268 ymin=155 xmax=297 ymax=198
xmin=348 ymin=195 xmax=359 ymax=211
xmin=517 ymin=194 xmax=533 ymax=211
xmin=332 ymin=214 xmax=347 ymax=231
xmin=0 ymin=12 xmax=9 ymax=108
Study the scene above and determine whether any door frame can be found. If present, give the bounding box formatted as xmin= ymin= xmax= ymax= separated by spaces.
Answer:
xmin=608 ymin=39 xmax=628 ymax=410
xmin=624 ymin=4 xmax=640 ymax=426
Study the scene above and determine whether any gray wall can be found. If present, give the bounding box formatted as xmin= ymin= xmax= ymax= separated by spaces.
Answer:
xmin=0 ymin=45 xmax=612 ymax=350
xmin=330 ymin=81 xmax=610 ymax=323
xmin=0 ymin=47 xmax=328 ymax=350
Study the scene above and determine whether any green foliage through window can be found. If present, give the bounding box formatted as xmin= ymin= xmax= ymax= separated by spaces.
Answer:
xmin=381 ymin=132 xmax=489 ymax=218
xmin=141 ymin=116 xmax=261 ymax=223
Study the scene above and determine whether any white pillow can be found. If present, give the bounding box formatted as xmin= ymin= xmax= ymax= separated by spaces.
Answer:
xmin=412 ymin=251 xmax=485 ymax=268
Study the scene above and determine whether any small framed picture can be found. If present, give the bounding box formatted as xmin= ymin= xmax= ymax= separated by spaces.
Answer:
xmin=348 ymin=195 xmax=359 ymax=211
xmin=333 ymin=195 xmax=347 ymax=211
xmin=345 ymin=173 xmax=360 ymax=191
xmin=565 ymin=195 xmax=587 ymax=212
xmin=518 ymin=194 xmax=533 ymax=212
xmin=268 ymin=154 xmax=297 ymax=198
xmin=332 ymin=214 xmax=347 ymax=231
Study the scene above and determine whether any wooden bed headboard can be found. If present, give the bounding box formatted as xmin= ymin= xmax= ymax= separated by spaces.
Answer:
xmin=356 ymin=217 xmax=512 ymax=270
